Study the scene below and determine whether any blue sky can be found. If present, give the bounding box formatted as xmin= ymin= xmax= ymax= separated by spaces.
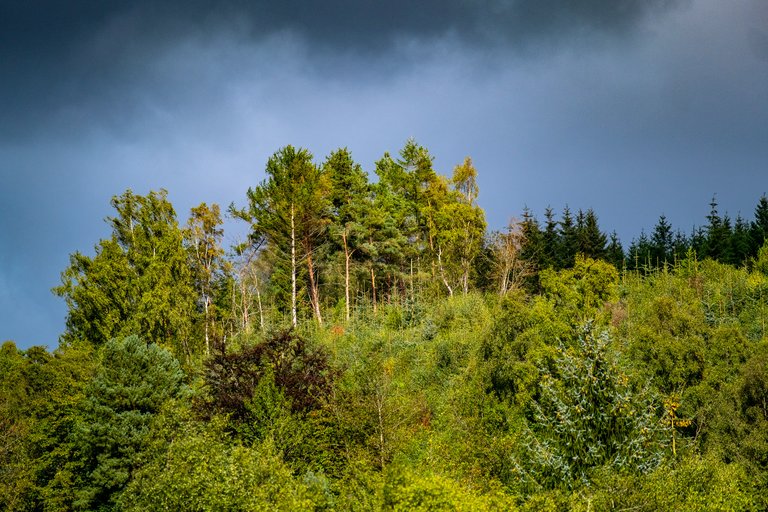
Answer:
xmin=1 ymin=0 xmax=767 ymax=349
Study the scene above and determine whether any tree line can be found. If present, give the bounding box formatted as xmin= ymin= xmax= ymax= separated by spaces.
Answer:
xmin=3 ymin=140 xmax=768 ymax=510
xmin=53 ymin=140 xmax=768 ymax=362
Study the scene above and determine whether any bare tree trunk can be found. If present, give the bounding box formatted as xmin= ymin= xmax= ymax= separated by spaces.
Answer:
xmin=203 ymin=295 xmax=210 ymax=355
xmin=343 ymin=231 xmax=351 ymax=322
xmin=307 ymin=250 xmax=323 ymax=326
xmin=291 ymin=204 xmax=297 ymax=327
xmin=437 ymin=246 xmax=454 ymax=297
xmin=371 ymin=265 xmax=377 ymax=314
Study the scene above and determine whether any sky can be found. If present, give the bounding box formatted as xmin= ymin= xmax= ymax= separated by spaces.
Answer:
xmin=1 ymin=0 xmax=767 ymax=349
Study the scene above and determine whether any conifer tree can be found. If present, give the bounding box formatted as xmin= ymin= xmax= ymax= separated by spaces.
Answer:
xmin=750 ymin=195 xmax=768 ymax=255
xmin=577 ymin=208 xmax=607 ymax=260
xmin=559 ymin=206 xmax=579 ymax=268
xmin=543 ymin=206 xmax=560 ymax=269
xmin=236 ymin=146 xmax=330 ymax=326
xmin=606 ymin=231 xmax=625 ymax=270
xmin=650 ymin=215 xmax=674 ymax=267
xmin=325 ymin=148 xmax=369 ymax=322
xmin=705 ymin=195 xmax=734 ymax=263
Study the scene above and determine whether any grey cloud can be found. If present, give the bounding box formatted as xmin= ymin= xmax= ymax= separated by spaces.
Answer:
xmin=1 ymin=1 xmax=681 ymax=139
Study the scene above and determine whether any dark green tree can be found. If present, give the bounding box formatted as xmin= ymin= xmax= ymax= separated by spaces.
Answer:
xmin=732 ymin=214 xmax=752 ymax=266
xmin=519 ymin=207 xmax=545 ymax=272
xmin=750 ymin=195 xmax=768 ymax=256
xmin=542 ymin=206 xmax=560 ymax=269
xmin=235 ymin=146 xmax=330 ymax=326
xmin=606 ymin=231 xmax=625 ymax=270
xmin=705 ymin=196 xmax=734 ymax=263
xmin=650 ymin=215 xmax=674 ymax=267
xmin=74 ymin=335 xmax=186 ymax=511
xmin=559 ymin=206 xmax=579 ymax=268
xmin=577 ymin=208 xmax=607 ymax=260
xmin=325 ymin=148 xmax=369 ymax=322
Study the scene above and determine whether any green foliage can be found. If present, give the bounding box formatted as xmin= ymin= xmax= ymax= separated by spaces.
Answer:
xmin=25 ymin=148 xmax=768 ymax=510
xmin=582 ymin=455 xmax=758 ymax=511
xmin=518 ymin=325 xmax=666 ymax=490
xmin=55 ymin=190 xmax=197 ymax=357
xmin=74 ymin=335 xmax=186 ymax=510
xmin=383 ymin=467 xmax=519 ymax=511
xmin=539 ymin=255 xmax=619 ymax=325
xmin=121 ymin=421 xmax=314 ymax=511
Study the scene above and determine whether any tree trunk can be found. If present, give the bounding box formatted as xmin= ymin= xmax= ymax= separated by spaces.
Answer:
xmin=291 ymin=204 xmax=297 ymax=327
xmin=437 ymin=246 xmax=454 ymax=297
xmin=203 ymin=295 xmax=210 ymax=355
xmin=343 ymin=231 xmax=351 ymax=323
xmin=370 ymin=265 xmax=377 ymax=314
xmin=307 ymin=249 xmax=323 ymax=326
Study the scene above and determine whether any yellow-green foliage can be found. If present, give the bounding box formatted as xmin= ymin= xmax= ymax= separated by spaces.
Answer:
xmin=383 ymin=468 xmax=518 ymax=511
xmin=580 ymin=455 xmax=758 ymax=511
xmin=121 ymin=423 xmax=314 ymax=511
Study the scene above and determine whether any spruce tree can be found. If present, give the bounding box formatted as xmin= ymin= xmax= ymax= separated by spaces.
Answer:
xmin=750 ymin=195 xmax=768 ymax=256
xmin=559 ymin=206 xmax=579 ymax=268
xmin=650 ymin=215 xmax=674 ymax=267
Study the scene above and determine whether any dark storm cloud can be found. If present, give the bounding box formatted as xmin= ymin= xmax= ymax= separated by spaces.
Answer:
xmin=1 ymin=0 xmax=679 ymax=139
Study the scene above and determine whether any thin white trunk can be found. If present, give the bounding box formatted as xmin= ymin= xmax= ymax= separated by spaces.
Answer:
xmin=291 ymin=204 xmax=297 ymax=327
xmin=371 ymin=265 xmax=377 ymax=314
xmin=437 ymin=246 xmax=454 ymax=297
xmin=307 ymin=250 xmax=323 ymax=326
xmin=343 ymin=231 xmax=351 ymax=323
xmin=203 ymin=296 xmax=210 ymax=355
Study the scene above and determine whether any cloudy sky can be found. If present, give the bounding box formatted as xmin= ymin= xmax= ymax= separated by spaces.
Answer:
xmin=2 ymin=0 xmax=767 ymax=349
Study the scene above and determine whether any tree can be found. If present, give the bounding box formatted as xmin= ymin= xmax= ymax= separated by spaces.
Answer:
xmin=423 ymin=161 xmax=486 ymax=296
xmin=490 ymin=221 xmax=533 ymax=295
xmin=185 ymin=202 xmax=225 ymax=355
xmin=705 ymin=195 xmax=733 ymax=263
xmin=520 ymin=324 xmax=666 ymax=489
xmin=519 ymin=207 xmax=545 ymax=273
xmin=559 ymin=206 xmax=579 ymax=268
xmin=606 ymin=231 xmax=625 ymax=270
xmin=236 ymin=147 xmax=330 ymax=326
xmin=325 ymin=148 xmax=369 ymax=322
xmin=542 ymin=206 xmax=560 ymax=269
xmin=651 ymin=215 xmax=674 ymax=267
xmin=55 ymin=190 xmax=197 ymax=357
xmin=74 ymin=335 xmax=186 ymax=510
xmin=577 ymin=208 xmax=607 ymax=260
xmin=751 ymin=195 xmax=768 ymax=256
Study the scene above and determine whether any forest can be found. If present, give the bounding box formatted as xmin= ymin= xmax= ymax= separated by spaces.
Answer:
xmin=2 ymin=140 xmax=768 ymax=511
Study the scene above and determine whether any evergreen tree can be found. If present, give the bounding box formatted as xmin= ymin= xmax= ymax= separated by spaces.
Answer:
xmin=235 ymin=146 xmax=330 ymax=326
xmin=650 ymin=215 xmax=674 ymax=267
xmin=750 ymin=194 xmax=768 ymax=256
xmin=732 ymin=214 xmax=752 ymax=266
xmin=542 ymin=206 xmax=560 ymax=269
xmin=519 ymin=207 xmax=545 ymax=272
xmin=628 ymin=230 xmax=652 ymax=272
xmin=705 ymin=195 xmax=734 ymax=263
xmin=577 ymin=208 xmax=607 ymax=260
xmin=672 ymin=229 xmax=690 ymax=264
xmin=324 ymin=148 xmax=369 ymax=322
xmin=559 ymin=206 xmax=579 ymax=268
xmin=606 ymin=231 xmax=625 ymax=270
xmin=74 ymin=336 xmax=186 ymax=510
